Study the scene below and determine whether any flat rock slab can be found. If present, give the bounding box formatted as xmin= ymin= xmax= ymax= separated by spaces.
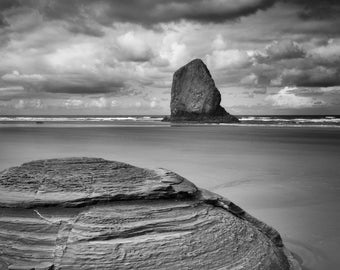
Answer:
xmin=0 ymin=158 xmax=300 ymax=270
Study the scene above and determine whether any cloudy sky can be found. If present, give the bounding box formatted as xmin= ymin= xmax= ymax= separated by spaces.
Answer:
xmin=0 ymin=0 xmax=339 ymax=115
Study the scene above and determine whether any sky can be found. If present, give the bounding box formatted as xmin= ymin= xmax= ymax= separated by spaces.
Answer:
xmin=0 ymin=0 xmax=339 ymax=115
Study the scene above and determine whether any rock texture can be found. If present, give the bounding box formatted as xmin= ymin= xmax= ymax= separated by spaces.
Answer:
xmin=0 ymin=158 xmax=300 ymax=270
xmin=164 ymin=59 xmax=239 ymax=123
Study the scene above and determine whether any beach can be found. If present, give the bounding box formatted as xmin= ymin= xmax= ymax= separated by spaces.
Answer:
xmin=0 ymin=123 xmax=339 ymax=270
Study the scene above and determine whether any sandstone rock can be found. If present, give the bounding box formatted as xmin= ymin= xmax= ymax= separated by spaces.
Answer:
xmin=164 ymin=59 xmax=239 ymax=123
xmin=0 ymin=158 xmax=300 ymax=270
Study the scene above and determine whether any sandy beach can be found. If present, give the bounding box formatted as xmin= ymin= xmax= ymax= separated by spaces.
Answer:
xmin=0 ymin=123 xmax=339 ymax=270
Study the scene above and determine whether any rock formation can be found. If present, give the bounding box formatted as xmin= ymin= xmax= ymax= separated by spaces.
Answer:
xmin=0 ymin=158 xmax=300 ymax=270
xmin=164 ymin=59 xmax=239 ymax=123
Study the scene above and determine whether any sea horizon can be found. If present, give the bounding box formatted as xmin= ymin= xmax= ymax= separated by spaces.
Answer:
xmin=1 ymin=114 xmax=340 ymax=128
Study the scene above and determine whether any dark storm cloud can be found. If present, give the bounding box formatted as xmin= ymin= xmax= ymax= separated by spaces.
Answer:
xmin=41 ymin=75 xmax=128 ymax=95
xmin=283 ymin=0 xmax=340 ymax=20
xmin=0 ymin=0 xmax=18 ymax=28
xmin=278 ymin=0 xmax=340 ymax=37
xmin=0 ymin=0 xmax=277 ymax=28
xmin=0 ymin=13 xmax=8 ymax=27
xmin=4 ymin=0 xmax=338 ymax=28
xmin=43 ymin=83 xmax=124 ymax=95
xmin=281 ymin=68 xmax=340 ymax=88
xmin=1 ymin=71 xmax=128 ymax=96
xmin=65 ymin=21 xmax=105 ymax=37
xmin=4 ymin=0 xmax=338 ymax=29
xmin=0 ymin=0 xmax=20 ymax=10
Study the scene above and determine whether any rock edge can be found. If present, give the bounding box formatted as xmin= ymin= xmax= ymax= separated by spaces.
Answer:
xmin=0 ymin=158 xmax=300 ymax=270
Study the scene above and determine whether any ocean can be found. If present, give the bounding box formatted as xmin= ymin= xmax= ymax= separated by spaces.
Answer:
xmin=0 ymin=115 xmax=339 ymax=270
xmin=0 ymin=114 xmax=340 ymax=127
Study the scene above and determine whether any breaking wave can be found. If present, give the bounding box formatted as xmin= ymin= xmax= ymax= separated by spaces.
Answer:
xmin=238 ymin=115 xmax=340 ymax=126
xmin=0 ymin=116 xmax=164 ymax=122
xmin=1 ymin=115 xmax=339 ymax=127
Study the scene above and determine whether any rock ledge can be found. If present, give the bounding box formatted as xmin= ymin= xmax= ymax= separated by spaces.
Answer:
xmin=0 ymin=158 xmax=300 ymax=270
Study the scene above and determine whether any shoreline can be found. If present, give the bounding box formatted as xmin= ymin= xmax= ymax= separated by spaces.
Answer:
xmin=1 ymin=121 xmax=340 ymax=129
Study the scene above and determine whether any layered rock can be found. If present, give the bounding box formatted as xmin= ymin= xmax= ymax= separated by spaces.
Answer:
xmin=164 ymin=59 xmax=239 ymax=123
xmin=0 ymin=158 xmax=299 ymax=270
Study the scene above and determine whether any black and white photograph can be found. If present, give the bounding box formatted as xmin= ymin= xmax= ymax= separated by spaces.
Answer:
xmin=0 ymin=1 xmax=339 ymax=269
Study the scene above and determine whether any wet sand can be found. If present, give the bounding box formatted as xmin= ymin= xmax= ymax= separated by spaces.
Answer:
xmin=0 ymin=124 xmax=339 ymax=270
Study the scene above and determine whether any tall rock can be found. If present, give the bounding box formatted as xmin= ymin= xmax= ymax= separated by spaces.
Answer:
xmin=0 ymin=158 xmax=300 ymax=270
xmin=165 ymin=59 xmax=239 ymax=123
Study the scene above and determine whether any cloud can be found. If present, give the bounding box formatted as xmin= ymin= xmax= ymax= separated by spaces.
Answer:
xmin=44 ymin=83 xmax=123 ymax=95
xmin=0 ymin=0 xmax=20 ymax=27
xmin=149 ymin=97 xmax=161 ymax=109
xmin=284 ymin=86 xmax=340 ymax=97
xmin=116 ymin=32 xmax=154 ymax=62
xmin=280 ymin=66 xmax=340 ymax=87
xmin=265 ymin=86 xmax=325 ymax=108
xmin=0 ymin=86 xmax=24 ymax=92
xmin=285 ymin=0 xmax=340 ymax=20
xmin=64 ymin=19 xmax=105 ymax=37
xmin=0 ymin=70 xmax=127 ymax=95
xmin=207 ymin=49 xmax=252 ymax=70
xmin=240 ymin=73 xmax=271 ymax=87
xmin=241 ymin=73 xmax=258 ymax=85
xmin=0 ymin=85 xmax=26 ymax=101
xmin=2 ymin=71 xmax=46 ymax=82
xmin=0 ymin=0 xmax=20 ymax=10
xmin=236 ymin=38 xmax=340 ymax=89
xmin=64 ymin=98 xmax=83 ymax=108
xmin=1 ymin=71 xmax=128 ymax=96
xmin=158 ymin=30 xmax=191 ymax=69
xmin=0 ymin=13 xmax=8 ymax=27
xmin=63 ymin=97 xmax=115 ymax=108
xmin=12 ymin=98 xmax=43 ymax=109
xmin=266 ymin=40 xmax=305 ymax=60
xmin=286 ymin=88 xmax=325 ymax=97
xmin=3 ymin=0 xmax=276 ymax=28
xmin=42 ymin=75 xmax=126 ymax=95
xmin=310 ymin=39 xmax=340 ymax=66
xmin=257 ymin=40 xmax=306 ymax=61
xmin=276 ymin=0 xmax=340 ymax=37
xmin=211 ymin=34 xmax=227 ymax=50
xmin=253 ymin=88 xmax=267 ymax=95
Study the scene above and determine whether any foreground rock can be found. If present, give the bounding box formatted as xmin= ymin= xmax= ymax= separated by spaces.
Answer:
xmin=0 ymin=158 xmax=299 ymax=270
xmin=163 ymin=59 xmax=239 ymax=123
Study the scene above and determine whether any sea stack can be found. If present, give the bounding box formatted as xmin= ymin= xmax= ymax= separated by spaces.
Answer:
xmin=164 ymin=59 xmax=239 ymax=123
xmin=0 ymin=158 xmax=300 ymax=270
